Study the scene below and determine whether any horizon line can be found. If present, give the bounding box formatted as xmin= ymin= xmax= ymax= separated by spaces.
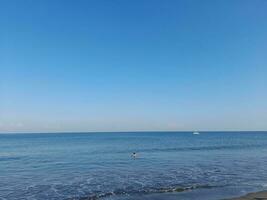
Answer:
xmin=0 ymin=130 xmax=267 ymax=134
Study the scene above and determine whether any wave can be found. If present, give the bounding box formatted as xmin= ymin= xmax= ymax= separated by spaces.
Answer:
xmin=138 ymin=144 xmax=266 ymax=153
xmin=0 ymin=156 xmax=23 ymax=162
xmin=69 ymin=184 xmax=219 ymax=200
xmin=93 ymin=143 xmax=267 ymax=155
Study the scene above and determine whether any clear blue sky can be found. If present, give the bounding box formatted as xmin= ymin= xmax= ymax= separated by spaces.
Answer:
xmin=1 ymin=0 xmax=267 ymax=132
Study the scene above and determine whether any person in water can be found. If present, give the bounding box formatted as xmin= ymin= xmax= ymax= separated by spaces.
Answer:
xmin=131 ymin=152 xmax=137 ymax=158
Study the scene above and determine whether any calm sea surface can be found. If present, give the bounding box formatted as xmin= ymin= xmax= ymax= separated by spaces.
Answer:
xmin=1 ymin=132 xmax=267 ymax=200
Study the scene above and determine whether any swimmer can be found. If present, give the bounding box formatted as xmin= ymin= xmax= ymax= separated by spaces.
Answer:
xmin=131 ymin=152 xmax=137 ymax=158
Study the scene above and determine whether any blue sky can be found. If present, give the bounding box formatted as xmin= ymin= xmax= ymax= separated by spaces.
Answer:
xmin=1 ymin=0 xmax=267 ymax=132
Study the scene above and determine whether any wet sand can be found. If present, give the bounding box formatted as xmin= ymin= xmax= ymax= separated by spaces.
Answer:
xmin=229 ymin=190 xmax=267 ymax=200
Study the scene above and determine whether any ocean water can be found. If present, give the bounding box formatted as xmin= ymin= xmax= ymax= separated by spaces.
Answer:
xmin=1 ymin=132 xmax=267 ymax=200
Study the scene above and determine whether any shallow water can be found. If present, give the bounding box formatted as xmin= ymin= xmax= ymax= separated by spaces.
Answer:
xmin=1 ymin=132 xmax=267 ymax=200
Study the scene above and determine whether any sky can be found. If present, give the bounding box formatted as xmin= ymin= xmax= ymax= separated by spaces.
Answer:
xmin=0 ymin=0 xmax=267 ymax=133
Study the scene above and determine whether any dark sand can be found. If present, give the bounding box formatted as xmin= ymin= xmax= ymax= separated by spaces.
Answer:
xmin=228 ymin=191 xmax=267 ymax=200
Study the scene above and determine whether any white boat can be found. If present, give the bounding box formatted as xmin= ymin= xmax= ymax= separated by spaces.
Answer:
xmin=193 ymin=131 xmax=200 ymax=135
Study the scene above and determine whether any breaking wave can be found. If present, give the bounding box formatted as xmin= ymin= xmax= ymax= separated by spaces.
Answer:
xmin=69 ymin=184 xmax=219 ymax=200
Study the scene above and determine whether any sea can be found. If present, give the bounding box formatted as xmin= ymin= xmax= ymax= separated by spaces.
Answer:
xmin=1 ymin=131 xmax=267 ymax=200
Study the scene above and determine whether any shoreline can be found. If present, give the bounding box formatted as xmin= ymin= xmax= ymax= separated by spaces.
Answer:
xmin=228 ymin=190 xmax=267 ymax=200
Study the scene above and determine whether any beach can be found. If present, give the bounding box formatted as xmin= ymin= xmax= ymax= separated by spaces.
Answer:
xmin=228 ymin=190 xmax=267 ymax=200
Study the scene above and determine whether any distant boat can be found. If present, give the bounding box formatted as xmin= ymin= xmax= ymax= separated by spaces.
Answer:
xmin=193 ymin=131 xmax=200 ymax=135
